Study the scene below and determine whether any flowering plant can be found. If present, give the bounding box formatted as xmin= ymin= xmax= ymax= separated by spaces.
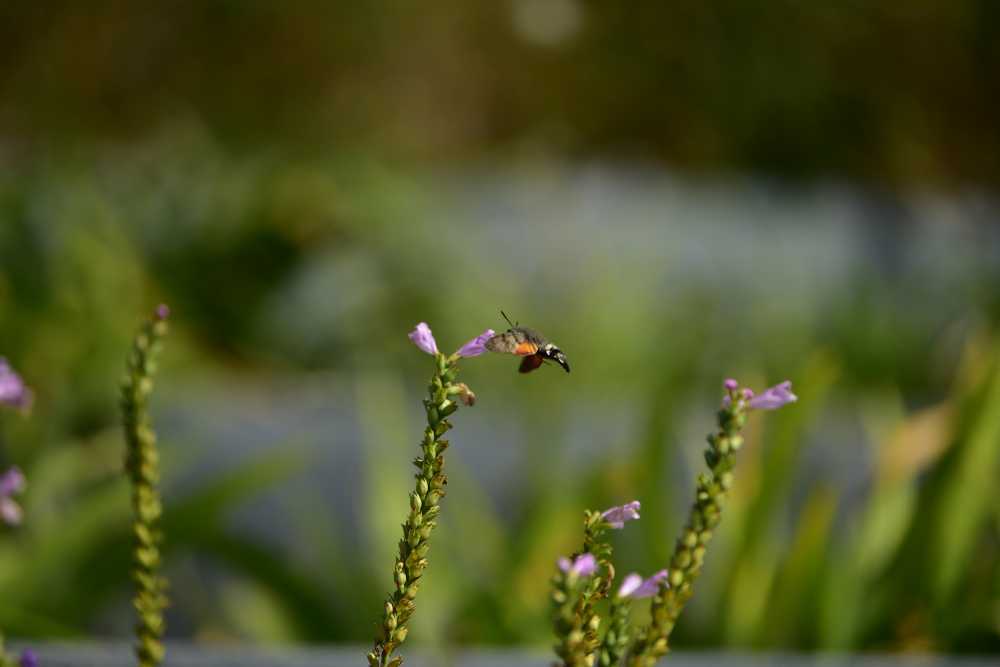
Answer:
xmin=366 ymin=323 xmax=493 ymax=667
xmin=546 ymin=378 xmax=796 ymax=666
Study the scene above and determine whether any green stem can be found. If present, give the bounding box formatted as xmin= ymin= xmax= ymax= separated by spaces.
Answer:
xmin=368 ymin=353 xmax=464 ymax=667
xmin=121 ymin=308 xmax=169 ymax=667
xmin=626 ymin=400 xmax=748 ymax=666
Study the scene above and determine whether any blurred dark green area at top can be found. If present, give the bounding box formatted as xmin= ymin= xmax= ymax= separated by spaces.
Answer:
xmin=1 ymin=0 xmax=1000 ymax=660
xmin=1 ymin=1 xmax=999 ymax=186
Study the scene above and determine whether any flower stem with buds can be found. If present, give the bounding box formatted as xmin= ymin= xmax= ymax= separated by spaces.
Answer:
xmin=626 ymin=386 xmax=750 ymax=666
xmin=121 ymin=306 xmax=170 ymax=667
xmin=368 ymin=352 xmax=467 ymax=667
xmin=551 ymin=510 xmax=619 ymax=667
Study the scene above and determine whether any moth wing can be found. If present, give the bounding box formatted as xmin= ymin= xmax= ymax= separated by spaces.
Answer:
xmin=487 ymin=331 xmax=538 ymax=355
xmin=485 ymin=331 xmax=518 ymax=354
xmin=519 ymin=354 xmax=544 ymax=373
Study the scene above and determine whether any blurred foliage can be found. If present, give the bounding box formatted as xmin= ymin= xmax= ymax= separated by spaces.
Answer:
xmin=1 ymin=1 xmax=999 ymax=186
xmin=0 ymin=0 xmax=999 ymax=657
xmin=0 ymin=133 xmax=997 ymax=655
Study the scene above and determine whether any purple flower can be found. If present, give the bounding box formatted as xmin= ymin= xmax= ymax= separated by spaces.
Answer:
xmin=19 ymin=648 xmax=38 ymax=667
xmin=722 ymin=380 xmax=797 ymax=411
xmin=558 ymin=553 xmax=598 ymax=578
xmin=724 ymin=378 xmax=738 ymax=392
xmin=456 ymin=329 xmax=495 ymax=358
xmin=748 ymin=380 xmax=797 ymax=410
xmin=617 ymin=569 xmax=669 ymax=598
xmin=601 ymin=500 xmax=641 ymax=529
xmin=155 ymin=303 xmax=171 ymax=320
xmin=0 ymin=358 xmax=32 ymax=411
xmin=408 ymin=322 xmax=439 ymax=355
xmin=0 ymin=466 xmax=26 ymax=526
xmin=616 ymin=573 xmax=644 ymax=598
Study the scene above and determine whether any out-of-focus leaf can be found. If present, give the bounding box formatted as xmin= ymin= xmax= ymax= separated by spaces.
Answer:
xmin=0 ymin=448 xmax=305 ymax=635
xmin=763 ymin=485 xmax=838 ymax=648
xmin=355 ymin=370 xmax=413 ymax=582
xmin=163 ymin=449 xmax=307 ymax=541
xmin=0 ymin=479 xmax=130 ymax=633
xmin=931 ymin=344 xmax=1000 ymax=601
xmin=192 ymin=531 xmax=343 ymax=641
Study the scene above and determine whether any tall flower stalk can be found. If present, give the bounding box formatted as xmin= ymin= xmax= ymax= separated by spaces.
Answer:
xmin=626 ymin=379 xmax=795 ymax=666
xmin=120 ymin=305 xmax=170 ymax=667
xmin=367 ymin=323 xmax=491 ymax=667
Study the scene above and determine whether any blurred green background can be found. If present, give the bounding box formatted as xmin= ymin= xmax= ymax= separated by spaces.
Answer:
xmin=1 ymin=0 xmax=999 ymax=657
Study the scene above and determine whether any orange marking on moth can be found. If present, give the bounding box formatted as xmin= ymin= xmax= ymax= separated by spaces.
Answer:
xmin=514 ymin=341 xmax=539 ymax=356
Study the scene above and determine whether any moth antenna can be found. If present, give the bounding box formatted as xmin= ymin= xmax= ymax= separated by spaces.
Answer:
xmin=501 ymin=310 xmax=517 ymax=328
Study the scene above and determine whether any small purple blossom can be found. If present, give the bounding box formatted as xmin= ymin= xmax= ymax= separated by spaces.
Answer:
xmin=722 ymin=380 xmax=797 ymax=411
xmin=19 ymin=648 xmax=38 ymax=667
xmin=617 ymin=569 xmax=669 ymax=598
xmin=558 ymin=553 xmax=598 ymax=578
xmin=748 ymin=381 xmax=797 ymax=410
xmin=0 ymin=358 xmax=32 ymax=411
xmin=408 ymin=322 xmax=439 ymax=355
xmin=616 ymin=573 xmax=644 ymax=598
xmin=724 ymin=378 xmax=738 ymax=392
xmin=456 ymin=329 xmax=495 ymax=358
xmin=155 ymin=303 xmax=171 ymax=320
xmin=0 ymin=466 xmax=26 ymax=526
xmin=601 ymin=500 xmax=641 ymax=529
